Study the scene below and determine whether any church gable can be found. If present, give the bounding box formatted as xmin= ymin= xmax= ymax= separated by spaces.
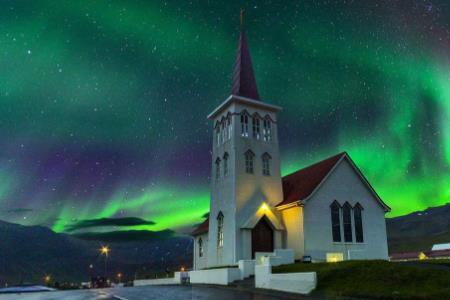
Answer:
xmin=277 ymin=152 xmax=390 ymax=212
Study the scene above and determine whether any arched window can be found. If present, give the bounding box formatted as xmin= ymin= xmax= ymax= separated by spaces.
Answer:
xmin=252 ymin=115 xmax=260 ymax=139
xmin=221 ymin=120 xmax=226 ymax=143
xmin=217 ymin=212 xmax=224 ymax=248
xmin=330 ymin=201 xmax=341 ymax=242
xmin=223 ymin=152 xmax=229 ymax=177
xmin=343 ymin=202 xmax=353 ymax=243
xmin=263 ymin=117 xmax=272 ymax=142
xmin=227 ymin=116 xmax=232 ymax=140
xmin=198 ymin=238 xmax=203 ymax=257
xmin=240 ymin=112 xmax=249 ymax=137
xmin=215 ymin=157 xmax=221 ymax=181
xmin=244 ymin=150 xmax=255 ymax=174
xmin=354 ymin=203 xmax=364 ymax=243
xmin=215 ymin=124 xmax=220 ymax=146
xmin=262 ymin=153 xmax=271 ymax=176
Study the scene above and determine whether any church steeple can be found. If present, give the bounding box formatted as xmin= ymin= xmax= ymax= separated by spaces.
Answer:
xmin=231 ymin=9 xmax=260 ymax=101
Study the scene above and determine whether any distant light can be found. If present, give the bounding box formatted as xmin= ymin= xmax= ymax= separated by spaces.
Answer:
xmin=100 ymin=246 xmax=110 ymax=256
xmin=180 ymin=266 xmax=185 ymax=272
xmin=44 ymin=275 xmax=51 ymax=283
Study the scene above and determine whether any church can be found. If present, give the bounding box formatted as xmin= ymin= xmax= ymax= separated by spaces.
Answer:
xmin=191 ymin=25 xmax=390 ymax=270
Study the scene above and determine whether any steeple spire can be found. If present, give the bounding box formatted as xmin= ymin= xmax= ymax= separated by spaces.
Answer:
xmin=231 ymin=9 xmax=260 ymax=101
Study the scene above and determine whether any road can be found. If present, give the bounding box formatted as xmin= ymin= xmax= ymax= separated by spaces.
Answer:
xmin=0 ymin=285 xmax=307 ymax=300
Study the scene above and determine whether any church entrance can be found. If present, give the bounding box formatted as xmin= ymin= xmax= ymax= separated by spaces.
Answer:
xmin=251 ymin=217 xmax=274 ymax=258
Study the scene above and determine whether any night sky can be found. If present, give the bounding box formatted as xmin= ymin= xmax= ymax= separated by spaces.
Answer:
xmin=0 ymin=1 xmax=449 ymax=235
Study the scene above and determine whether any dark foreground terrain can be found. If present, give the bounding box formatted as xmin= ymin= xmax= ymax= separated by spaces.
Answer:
xmin=0 ymin=285 xmax=307 ymax=300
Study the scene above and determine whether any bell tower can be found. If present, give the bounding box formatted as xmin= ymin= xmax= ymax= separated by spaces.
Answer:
xmin=206 ymin=12 xmax=284 ymax=267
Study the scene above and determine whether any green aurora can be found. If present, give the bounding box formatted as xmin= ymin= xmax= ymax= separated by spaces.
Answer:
xmin=0 ymin=1 xmax=449 ymax=234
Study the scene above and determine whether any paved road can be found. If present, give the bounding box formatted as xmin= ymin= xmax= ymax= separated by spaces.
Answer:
xmin=0 ymin=285 xmax=306 ymax=300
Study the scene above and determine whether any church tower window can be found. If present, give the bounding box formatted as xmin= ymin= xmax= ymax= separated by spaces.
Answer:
xmin=217 ymin=212 xmax=224 ymax=248
xmin=215 ymin=157 xmax=221 ymax=181
xmin=330 ymin=201 xmax=341 ymax=242
xmin=240 ymin=112 xmax=249 ymax=137
xmin=216 ymin=125 xmax=220 ymax=147
xmin=227 ymin=116 xmax=232 ymax=140
xmin=198 ymin=238 xmax=203 ymax=257
xmin=222 ymin=121 xmax=226 ymax=143
xmin=354 ymin=203 xmax=364 ymax=243
xmin=262 ymin=153 xmax=271 ymax=176
xmin=263 ymin=118 xmax=272 ymax=141
xmin=252 ymin=116 xmax=260 ymax=139
xmin=223 ymin=152 xmax=229 ymax=177
xmin=343 ymin=202 xmax=353 ymax=243
xmin=244 ymin=150 xmax=255 ymax=174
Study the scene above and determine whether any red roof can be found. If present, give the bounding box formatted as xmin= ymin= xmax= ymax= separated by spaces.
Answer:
xmin=425 ymin=249 xmax=450 ymax=258
xmin=191 ymin=218 xmax=209 ymax=236
xmin=277 ymin=152 xmax=346 ymax=207
xmin=390 ymin=252 xmax=423 ymax=260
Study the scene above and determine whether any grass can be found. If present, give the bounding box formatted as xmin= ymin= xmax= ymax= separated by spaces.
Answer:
xmin=272 ymin=260 xmax=450 ymax=299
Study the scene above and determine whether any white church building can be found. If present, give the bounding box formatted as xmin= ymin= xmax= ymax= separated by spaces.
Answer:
xmin=191 ymin=26 xmax=390 ymax=270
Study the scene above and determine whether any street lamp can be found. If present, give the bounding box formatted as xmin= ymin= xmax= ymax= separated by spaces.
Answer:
xmin=44 ymin=275 xmax=51 ymax=285
xmin=117 ymin=272 xmax=122 ymax=284
xmin=99 ymin=246 xmax=110 ymax=278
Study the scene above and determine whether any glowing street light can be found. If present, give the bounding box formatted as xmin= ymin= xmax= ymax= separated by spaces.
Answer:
xmin=117 ymin=272 xmax=122 ymax=283
xmin=44 ymin=275 xmax=51 ymax=285
xmin=99 ymin=245 xmax=110 ymax=278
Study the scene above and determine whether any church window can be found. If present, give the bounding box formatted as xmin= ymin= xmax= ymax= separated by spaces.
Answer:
xmin=198 ymin=238 xmax=203 ymax=257
xmin=240 ymin=113 xmax=249 ymax=137
xmin=262 ymin=153 xmax=271 ymax=176
xmin=244 ymin=150 xmax=254 ymax=174
xmin=263 ymin=118 xmax=272 ymax=142
xmin=227 ymin=116 xmax=232 ymax=140
xmin=216 ymin=125 xmax=220 ymax=147
xmin=252 ymin=116 xmax=260 ymax=139
xmin=354 ymin=203 xmax=364 ymax=243
xmin=343 ymin=202 xmax=353 ymax=243
xmin=330 ymin=201 xmax=341 ymax=242
xmin=222 ymin=121 xmax=226 ymax=143
xmin=223 ymin=153 xmax=229 ymax=177
xmin=217 ymin=212 xmax=224 ymax=248
xmin=215 ymin=157 xmax=221 ymax=181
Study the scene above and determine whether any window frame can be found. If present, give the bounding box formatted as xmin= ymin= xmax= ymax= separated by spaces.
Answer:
xmin=217 ymin=212 xmax=224 ymax=248
xmin=215 ymin=157 xmax=221 ymax=181
xmin=330 ymin=201 xmax=342 ymax=242
xmin=198 ymin=237 xmax=203 ymax=257
xmin=223 ymin=152 xmax=229 ymax=177
xmin=244 ymin=150 xmax=255 ymax=174
xmin=354 ymin=203 xmax=364 ymax=243
xmin=343 ymin=202 xmax=353 ymax=243
xmin=240 ymin=111 xmax=249 ymax=137
xmin=262 ymin=152 xmax=271 ymax=176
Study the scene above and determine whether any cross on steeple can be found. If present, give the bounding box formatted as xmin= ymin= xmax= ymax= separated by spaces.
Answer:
xmin=231 ymin=9 xmax=260 ymax=101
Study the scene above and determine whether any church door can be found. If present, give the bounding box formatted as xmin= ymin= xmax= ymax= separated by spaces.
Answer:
xmin=251 ymin=217 xmax=274 ymax=258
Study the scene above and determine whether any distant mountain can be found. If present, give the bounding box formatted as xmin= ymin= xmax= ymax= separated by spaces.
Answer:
xmin=0 ymin=220 xmax=192 ymax=286
xmin=387 ymin=203 xmax=450 ymax=253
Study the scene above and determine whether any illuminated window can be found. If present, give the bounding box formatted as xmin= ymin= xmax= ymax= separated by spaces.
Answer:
xmin=263 ymin=117 xmax=272 ymax=141
xmin=262 ymin=152 xmax=271 ymax=176
xmin=240 ymin=112 xmax=249 ymax=137
xmin=354 ymin=203 xmax=364 ymax=243
xmin=343 ymin=202 xmax=353 ymax=243
xmin=252 ymin=116 xmax=260 ymax=139
xmin=215 ymin=157 xmax=221 ymax=181
xmin=217 ymin=212 xmax=224 ymax=248
xmin=330 ymin=201 xmax=341 ymax=242
xmin=198 ymin=238 xmax=203 ymax=257
xmin=216 ymin=124 xmax=220 ymax=147
xmin=227 ymin=116 xmax=232 ymax=140
xmin=221 ymin=121 xmax=226 ymax=143
xmin=244 ymin=150 xmax=254 ymax=174
xmin=223 ymin=152 xmax=229 ymax=177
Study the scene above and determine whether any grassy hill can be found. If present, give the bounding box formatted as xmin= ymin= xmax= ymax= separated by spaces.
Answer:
xmin=273 ymin=260 xmax=450 ymax=299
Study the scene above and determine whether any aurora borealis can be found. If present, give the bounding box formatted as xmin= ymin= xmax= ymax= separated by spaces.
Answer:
xmin=0 ymin=1 xmax=449 ymax=235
